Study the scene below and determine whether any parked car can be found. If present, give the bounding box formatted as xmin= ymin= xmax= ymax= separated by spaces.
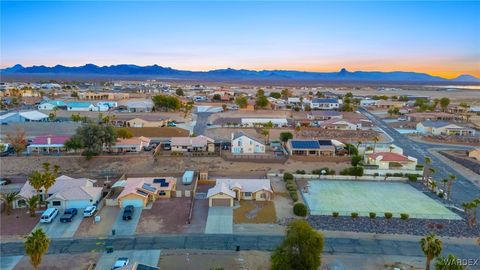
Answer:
xmin=167 ymin=121 xmax=177 ymax=127
xmin=60 ymin=208 xmax=78 ymax=223
xmin=83 ymin=205 xmax=97 ymax=217
xmin=112 ymin=257 xmax=129 ymax=270
xmin=40 ymin=208 xmax=59 ymax=223
xmin=0 ymin=178 xmax=12 ymax=185
xmin=122 ymin=205 xmax=134 ymax=220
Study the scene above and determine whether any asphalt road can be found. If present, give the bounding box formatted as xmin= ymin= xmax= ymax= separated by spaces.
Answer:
xmin=1 ymin=234 xmax=479 ymax=261
xmin=193 ymin=112 xmax=212 ymax=136
xmin=359 ymin=108 xmax=480 ymax=208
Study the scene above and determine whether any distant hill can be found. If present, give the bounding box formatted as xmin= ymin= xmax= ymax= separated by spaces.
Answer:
xmin=2 ymin=64 xmax=479 ymax=83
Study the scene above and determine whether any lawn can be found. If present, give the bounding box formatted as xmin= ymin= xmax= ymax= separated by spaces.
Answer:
xmin=233 ymin=201 xmax=277 ymax=224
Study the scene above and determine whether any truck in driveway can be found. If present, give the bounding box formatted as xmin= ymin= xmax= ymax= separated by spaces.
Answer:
xmin=60 ymin=208 xmax=78 ymax=223
xmin=122 ymin=205 xmax=134 ymax=220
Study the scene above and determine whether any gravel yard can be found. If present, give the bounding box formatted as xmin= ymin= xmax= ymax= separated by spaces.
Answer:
xmin=0 ymin=209 xmax=40 ymax=240
xmin=75 ymin=206 xmax=120 ymax=237
xmin=136 ymin=198 xmax=191 ymax=234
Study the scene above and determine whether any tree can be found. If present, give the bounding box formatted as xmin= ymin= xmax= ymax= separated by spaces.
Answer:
xmin=446 ymin=174 xmax=456 ymax=201
xmin=28 ymin=171 xmax=44 ymax=201
xmin=281 ymin=88 xmax=292 ymax=98
xmin=256 ymin=89 xmax=265 ymax=97
xmin=235 ymin=96 xmax=248 ymax=108
xmin=116 ymin=128 xmax=133 ymax=139
xmin=41 ymin=163 xmax=59 ymax=199
xmin=25 ymin=228 xmax=50 ymax=270
xmin=212 ymin=94 xmax=221 ymax=101
xmin=27 ymin=196 xmax=40 ymax=217
xmin=270 ymin=92 xmax=281 ymax=99
xmin=422 ymin=157 xmax=432 ymax=185
xmin=271 ymin=220 xmax=324 ymax=270
xmin=5 ymin=128 xmax=27 ymax=156
xmin=0 ymin=192 xmax=19 ymax=215
xmin=222 ymin=104 xmax=227 ymax=111
xmin=175 ymin=88 xmax=184 ymax=96
xmin=279 ymin=132 xmax=293 ymax=146
xmin=351 ymin=155 xmax=362 ymax=166
xmin=70 ymin=91 xmax=79 ymax=99
xmin=372 ymin=136 xmax=379 ymax=153
xmin=152 ymin=95 xmax=181 ymax=111
xmin=435 ymin=254 xmax=466 ymax=270
xmin=255 ymin=95 xmax=269 ymax=109
xmin=420 ymin=234 xmax=442 ymax=270
xmin=261 ymin=128 xmax=270 ymax=145
xmin=64 ymin=135 xmax=83 ymax=153
xmin=73 ymin=122 xmax=117 ymax=159
xmin=439 ymin=97 xmax=450 ymax=112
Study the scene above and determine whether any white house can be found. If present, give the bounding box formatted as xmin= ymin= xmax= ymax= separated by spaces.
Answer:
xmin=0 ymin=110 xmax=49 ymax=123
xmin=310 ymin=98 xmax=340 ymax=110
xmin=38 ymin=100 xmax=67 ymax=110
xmin=360 ymin=99 xmax=379 ymax=107
xmin=231 ymin=132 xmax=265 ymax=154
xmin=416 ymin=121 xmax=475 ymax=136
xmin=320 ymin=119 xmax=360 ymax=130
xmin=16 ymin=175 xmax=102 ymax=209
xmin=287 ymin=97 xmax=302 ymax=106
xmin=66 ymin=102 xmax=96 ymax=111
xmin=366 ymin=152 xmax=418 ymax=171
xmin=241 ymin=118 xmax=288 ymax=127
xmin=207 ymin=179 xmax=273 ymax=207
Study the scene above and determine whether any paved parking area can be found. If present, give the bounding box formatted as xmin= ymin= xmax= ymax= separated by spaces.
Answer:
xmin=94 ymin=249 xmax=161 ymax=270
xmin=0 ymin=256 xmax=22 ymax=270
xmin=111 ymin=207 xmax=142 ymax=236
xmin=34 ymin=209 xmax=84 ymax=238
xmin=205 ymin=207 xmax=233 ymax=234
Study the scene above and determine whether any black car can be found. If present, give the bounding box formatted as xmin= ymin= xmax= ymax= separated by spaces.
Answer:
xmin=60 ymin=208 xmax=78 ymax=223
xmin=122 ymin=205 xmax=134 ymax=220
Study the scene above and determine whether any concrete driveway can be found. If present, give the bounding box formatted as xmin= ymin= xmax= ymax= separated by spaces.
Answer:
xmin=111 ymin=207 xmax=142 ymax=236
xmin=0 ymin=255 xmax=22 ymax=270
xmin=94 ymin=249 xmax=161 ymax=270
xmin=205 ymin=207 xmax=233 ymax=234
xmin=34 ymin=209 xmax=84 ymax=238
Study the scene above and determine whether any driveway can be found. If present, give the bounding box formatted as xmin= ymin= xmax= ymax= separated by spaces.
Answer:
xmin=205 ymin=207 xmax=233 ymax=234
xmin=111 ymin=207 xmax=142 ymax=236
xmin=34 ymin=209 xmax=84 ymax=238
xmin=0 ymin=255 xmax=22 ymax=270
xmin=94 ymin=249 xmax=161 ymax=270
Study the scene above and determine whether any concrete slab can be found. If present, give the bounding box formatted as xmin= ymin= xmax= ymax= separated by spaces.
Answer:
xmin=0 ymin=255 xmax=23 ymax=270
xmin=34 ymin=209 xmax=84 ymax=238
xmin=94 ymin=249 xmax=161 ymax=270
xmin=111 ymin=207 xmax=142 ymax=236
xmin=205 ymin=207 xmax=233 ymax=234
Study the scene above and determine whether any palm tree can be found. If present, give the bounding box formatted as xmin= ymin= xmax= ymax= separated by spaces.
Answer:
xmin=0 ymin=192 xmax=19 ymax=215
xmin=446 ymin=174 xmax=456 ymax=201
xmin=372 ymin=136 xmax=379 ymax=152
xmin=420 ymin=234 xmax=442 ymax=270
xmin=42 ymin=163 xmax=59 ymax=200
xmin=29 ymin=171 xmax=44 ymax=200
xmin=261 ymin=128 xmax=270 ymax=145
xmin=26 ymin=196 xmax=40 ymax=217
xmin=24 ymin=228 xmax=50 ymax=270
xmin=422 ymin=157 xmax=432 ymax=185
xmin=441 ymin=179 xmax=448 ymax=195
xmin=435 ymin=254 xmax=466 ymax=270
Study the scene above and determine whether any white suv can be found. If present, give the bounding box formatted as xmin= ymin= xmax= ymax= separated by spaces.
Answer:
xmin=83 ymin=205 xmax=97 ymax=217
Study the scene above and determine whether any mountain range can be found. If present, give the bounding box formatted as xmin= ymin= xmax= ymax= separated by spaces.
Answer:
xmin=2 ymin=64 xmax=479 ymax=83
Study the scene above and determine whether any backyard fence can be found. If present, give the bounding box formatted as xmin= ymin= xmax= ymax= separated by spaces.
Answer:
xmin=222 ymin=153 xmax=287 ymax=163
xmin=309 ymin=210 xmax=460 ymax=220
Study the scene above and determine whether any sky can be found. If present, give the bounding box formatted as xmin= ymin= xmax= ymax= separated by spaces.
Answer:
xmin=1 ymin=1 xmax=479 ymax=78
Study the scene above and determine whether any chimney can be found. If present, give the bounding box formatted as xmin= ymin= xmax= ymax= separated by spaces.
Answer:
xmin=231 ymin=132 xmax=234 ymax=141
xmin=47 ymin=137 xmax=51 ymax=145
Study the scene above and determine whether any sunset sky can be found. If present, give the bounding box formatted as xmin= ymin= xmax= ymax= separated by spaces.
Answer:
xmin=1 ymin=1 xmax=479 ymax=78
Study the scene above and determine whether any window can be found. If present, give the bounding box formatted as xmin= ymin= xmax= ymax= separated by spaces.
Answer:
xmin=243 ymin=192 xmax=252 ymax=197
xmin=158 ymin=190 xmax=166 ymax=196
xmin=260 ymin=193 xmax=267 ymax=199
xmin=249 ymin=140 xmax=252 ymax=145
xmin=52 ymin=201 xmax=61 ymax=206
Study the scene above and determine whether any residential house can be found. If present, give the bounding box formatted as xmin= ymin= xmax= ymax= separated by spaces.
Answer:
xmin=0 ymin=110 xmax=49 ymax=123
xmin=231 ymin=132 xmax=265 ymax=154
xmin=116 ymin=177 xmax=177 ymax=208
xmin=241 ymin=118 xmax=288 ymax=127
xmin=468 ymin=148 xmax=480 ymax=160
xmin=360 ymin=99 xmax=379 ymax=107
xmin=78 ymin=92 xmax=129 ymax=100
xmin=38 ymin=100 xmax=67 ymax=110
xmin=307 ymin=111 xmax=343 ymax=121
xmin=207 ymin=178 xmax=273 ymax=207
xmin=125 ymin=116 xmax=169 ymax=128
xmin=376 ymin=100 xmax=406 ymax=109
xmin=366 ymin=152 xmax=417 ymax=170
xmin=310 ymin=98 xmax=340 ymax=110
xmin=171 ymin=135 xmax=215 ymax=152
xmin=16 ymin=175 xmax=102 ymax=209
xmin=27 ymin=135 xmax=70 ymax=154
xmin=416 ymin=121 xmax=475 ymax=136
xmin=107 ymin=137 xmax=151 ymax=153
xmin=121 ymin=100 xmax=154 ymax=112
xmin=286 ymin=139 xmax=335 ymax=156
xmin=287 ymin=97 xmax=302 ymax=106
xmin=66 ymin=102 xmax=96 ymax=111
xmin=320 ymin=119 xmax=359 ymax=130
xmin=97 ymin=101 xmax=118 ymax=109
xmin=406 ymin=112 xmax=457 ymax=122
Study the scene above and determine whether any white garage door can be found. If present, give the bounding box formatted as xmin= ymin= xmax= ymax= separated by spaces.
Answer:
xmin=121 ymin=199 xmax=144 ymax=208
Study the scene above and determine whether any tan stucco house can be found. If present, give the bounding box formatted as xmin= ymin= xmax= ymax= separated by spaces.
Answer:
xmin=207 ymin=179 xmax=273 ymax=207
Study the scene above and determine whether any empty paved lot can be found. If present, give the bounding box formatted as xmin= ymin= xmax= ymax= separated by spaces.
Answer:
xmin=34 ymin=210 xmax=84 ymax=238
xmin=95 ymin=249 xmax=161 ymax=270
xmin=111 ymin=207 xmax=142 ymax=236
xmin=205 ymin=207 xmax=233 ymax=234
xmin=0 ymin=256 xmax=22 ymax=270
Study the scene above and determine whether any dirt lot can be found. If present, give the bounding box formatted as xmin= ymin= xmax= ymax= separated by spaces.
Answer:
xmin=136 ymin=198 xmax=191 ymax=234
xmin=75 ymin=206 xmax=120 ymax=237
xmin=120 ymin=126 xmax=189 ymax=138
xmin=159 ymin=250 xmax=271 ymax=270
xmin=233 ymin=201 xmax=277 ymax=224
xmin=0 ymin=209 xmax=40 ymax=240
xmin=13 ymin=252 xmax=100 ymax=270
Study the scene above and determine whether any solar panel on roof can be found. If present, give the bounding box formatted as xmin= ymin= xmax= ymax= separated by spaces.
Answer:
xmin=318 ymin=140 xmax=333 ymax=146
xmin=153 ymin=178 xmax=166 ymax=183
xmin=160 ymin=181 xmax=169 ymax=187
xmin=291 ymin=140 xmax=320 ymax=149
xmin=142 ymin=183 xmax=157 ymax=192
xmin=137 ymin=190 xmax=148 ymax=196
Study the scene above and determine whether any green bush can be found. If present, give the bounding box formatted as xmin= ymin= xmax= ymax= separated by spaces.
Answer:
xmin=286 ymin=183 xmax=297 ymax=192
xmin=332 ymin=212 xmax=339 ymax=218
xmin=283 ymin=172 xmax=294 ymax=181
xmin=311 ymin=167 xmax=335 ymax=175
xmin=289 ymin=191 xmax=298 ymax=202
xmin=369 ymin=212 xmax=376 ymax=219
xmin=373 ymin=173 xmax=380 ymax=177
xmin=351 ymin=212 xmax=359 ymax=219
xmin=295 ymin=170 xmax=306 ymax=175
xmin=384 ymin=212 xmax=393 ymax=219
xmin=393 ymin=173 xmax=404 ymax=177
xmin=400 ymin=213 xmax=409 ymax=220
xmin=406 ymin=174 xmax=418 ymax=181
xmin=293 ymin=203 xmax=307 ymax=217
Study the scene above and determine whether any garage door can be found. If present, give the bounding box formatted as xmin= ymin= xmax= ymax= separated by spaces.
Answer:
xmin=121 ymin=199 xmax=144 ymax=208
xmin=211 ymin=198 xmax=231 ymax=207
xmin=66 ymin=200 xmax=92 ymax=209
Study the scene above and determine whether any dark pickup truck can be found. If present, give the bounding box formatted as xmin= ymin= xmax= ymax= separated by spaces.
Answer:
xmin=60 ymin=208 xmax=78 ymax=223
xmin=122 ymin=205 xmax=134 ymax=220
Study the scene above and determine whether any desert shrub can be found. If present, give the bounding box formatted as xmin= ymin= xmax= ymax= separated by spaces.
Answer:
xmin=393 ymin=173 xmax=403 ymax=177
xmin=400 ymin=213 xmax=409 ymax=220
xmin=283 ymin=172 xmax=294 ymax=181
xmin=406 ymin=174 xmax=418 ymax=181
xmin=293 ymin=203 xmax=307 ymax=217
xmin=369 ymin=212 xmax=376 ymax=219
xmin=289 ymin=191 xmax=298 ymax=202
xmin=332 ymin=212 xmax=339 ymax=218
xmin=295 ymin=170 xmax=306 ymax=175
xmin=373 ymin=173 xmax=380 ymax=177
xmin=351 ymin=212 xmax=359 ymax=218
xmin=384 ymin=212 xmax=393 ymax=219
xmin=286 ymin=182 xmax=297 ymax=192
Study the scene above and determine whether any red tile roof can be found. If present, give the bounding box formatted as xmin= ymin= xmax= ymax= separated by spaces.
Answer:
xmin=368 ymin=152 xmax=412 ymax=162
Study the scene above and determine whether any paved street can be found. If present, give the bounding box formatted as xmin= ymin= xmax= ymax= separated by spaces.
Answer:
xmin=359 ymin=108 xmax=480 ymax=209
xmin=193 ymin=112 xmax=212 ymax=136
